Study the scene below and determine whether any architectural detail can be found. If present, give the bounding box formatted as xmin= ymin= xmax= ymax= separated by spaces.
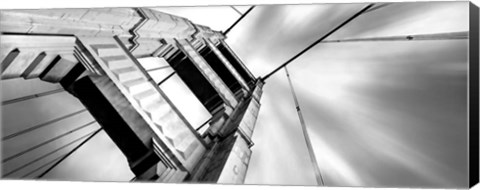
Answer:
xmin=176 ymin=39 xmax=238 ymax=108
xmin=1 ymin=7 xmax=261 ymax=184
xmin=1 ymin=35 xmax=77 ymax=80
xmin=204 ymin=37 xmax=250 ymax=92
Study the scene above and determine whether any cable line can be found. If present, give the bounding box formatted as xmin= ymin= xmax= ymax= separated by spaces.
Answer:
xmin=37 ymin=128 xmax=103 ymax=178
xmin=230 ymin=6 xmax=243 ymax=16
xmin=2 ymin=88 xmax=65 ymax=106
xmin=2 ymin=109 xmax=88 ymax=141
xmin=2 ymin=121 xmax=97 ymax=163
xmin=3 ymin=129 xmax=100 ymax=177
xmin=223 ymin=6 xmax=256 ymax=35
xmin=21 ymin=154 xmax=65 ymax=178
xmin=362 ymin=3 xmax=392 ymax=14
xmin=157 ymin=71 xmax=177 ymax=86
xmin=254 ymin=4 xmax=398 ymax=185
xmin=320 ymin=31 xmax=468 ymax=43
xmin=261 ymin=3 xmax=375 ymax=81
xmin=285 ymin=67 xmax=325 ymax=186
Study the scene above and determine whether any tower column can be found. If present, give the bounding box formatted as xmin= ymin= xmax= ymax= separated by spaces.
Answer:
xmin=66 ymin=75 xmax=160 ymax=180
xmin=203 ymin=38 xmax=250 ymax=92
xmin=216 ymin=40 xmax=256 ymax=86
xmin=175 ymin=39 xmax=238 ymax=109
xmin=189 ymin=80 xmax=263 ymax=184
xmin=75 ymin=36 xmax=207 ymax=180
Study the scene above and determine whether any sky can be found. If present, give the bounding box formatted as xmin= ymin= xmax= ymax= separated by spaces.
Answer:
xmin=156 ymin=2 xmax=471 ymax=188
xmin=198 ymin=2 xmax=469 ymax=188
xmin=0 ymin=1 xmax=473 ymax=188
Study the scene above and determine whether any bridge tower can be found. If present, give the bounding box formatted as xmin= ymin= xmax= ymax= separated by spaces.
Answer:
xmin=1 ymin=7 xmax=262 ymax=183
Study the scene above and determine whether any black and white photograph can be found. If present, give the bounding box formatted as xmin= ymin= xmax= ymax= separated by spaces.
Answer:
xmin=0 ymin=0 xmax=479 ymax=189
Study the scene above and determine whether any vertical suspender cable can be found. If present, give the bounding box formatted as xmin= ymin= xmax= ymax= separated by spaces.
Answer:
xmin=285 ymin=67 xmax=325 ymax=186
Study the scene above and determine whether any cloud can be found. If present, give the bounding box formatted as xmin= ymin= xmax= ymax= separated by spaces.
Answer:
xmin=238 ymin=3 xmax=469 ymax=187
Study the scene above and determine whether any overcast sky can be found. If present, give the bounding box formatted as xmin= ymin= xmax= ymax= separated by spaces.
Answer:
xmin=1 ymin=2 xmax=471 ymax=188
xmin=223 ymin=2 xmax=469 ymax=188
xmin=154 ymin=2 xmax=470 ymax=188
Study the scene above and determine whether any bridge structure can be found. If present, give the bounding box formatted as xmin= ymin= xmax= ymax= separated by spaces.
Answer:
xmin=1 ymin=7 xmax=263 ymax=183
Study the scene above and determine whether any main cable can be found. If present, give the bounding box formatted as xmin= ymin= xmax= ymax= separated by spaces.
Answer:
xmin=37 ymin=128 xmax=103 ymax=178
xmin=223 ymin=6 xmax=256 ymax=35
xmin=261 ymin=3 xmax=375 ymax=81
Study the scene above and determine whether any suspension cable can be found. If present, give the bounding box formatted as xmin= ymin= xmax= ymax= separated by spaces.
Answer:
xmin=223 ymin=6 xmax=256 ymax=35
xmin=3 ymin=129 xmax=100 ymax=177
xmin=230 ymin=6 xmax=243 ymax=16
xmin=285 ymin=67 xmax=325 ymax=185
xmin=21 ymin=154 xmax=65 ymax=178
xmin=2 ymin=121 xmax=97 ymax=163
xmin=362 ymin=3 xmax=392 ymax=14
xmin=320 ymin=31 xmax=469 ymax=43
xmin=37 ymin=128 xmax=103 ymax=178
xmin=2 ymin=109 xmax=88 ymax=141
xmin=2 ymin=88 xmax=65 ymax=106
xmin=261 ymin=3 xmax=375 ymax=81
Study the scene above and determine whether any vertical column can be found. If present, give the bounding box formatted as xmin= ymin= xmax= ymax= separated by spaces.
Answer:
xmin=468 ymin=3 xmax=479 ymax=188
xmin=67 ymin=75 xmax=160 ymax=180
xmin=75 ymin=36 xmax=207 ymax=180
xmin=161 ymin=45 xmax=235 ymax=139
xmin=216 ymin=135 xmax=252 ymax=184
xmin=216 ymin=80 xmax=263 ymax=183
xmin=191 ymin=81 xmax=263 ymax=184
xmin=176 ymin=39 xmax=238 ymax=109
xmin=164 ymin=49 xmax=225 ymax=113
xmin=204 ymin=38 xmax=250 ymax=92
xmin=196 ymin=40 xmax=243 ymax=100
xmin=194 ymin=134 xmax=251 ymax=184
xmin=227 ymin=80 xmax=263 ymax=145
xmin=236 ymin=97 xmax=261 ymax=142
xmin=216 ymin=40 xmax=255 ymax=86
